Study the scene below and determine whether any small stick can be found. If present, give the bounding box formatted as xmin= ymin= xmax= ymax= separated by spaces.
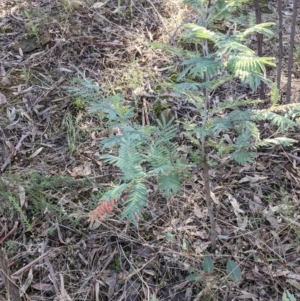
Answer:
xmin=11 ymin=250 xmax=50 ymax=278
xmin=1 ymin=133 xmax=30 ymax=172
xmin=0 ymin=222 xmax=18 ymax=245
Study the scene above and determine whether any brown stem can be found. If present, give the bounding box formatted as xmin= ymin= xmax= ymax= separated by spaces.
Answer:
xmin=277 ymin=0 xmax=283 ymax=90
xmin=253 ymin=0 xmax=264 ymax=100
xmin=286 ymin=0 xmax=297 ymax=104
xmin=203 ymin=159 xmax=217 ymax=249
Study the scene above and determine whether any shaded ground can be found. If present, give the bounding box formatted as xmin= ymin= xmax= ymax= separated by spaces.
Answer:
xmin=1 ymin=0 xmax=300 ymax=300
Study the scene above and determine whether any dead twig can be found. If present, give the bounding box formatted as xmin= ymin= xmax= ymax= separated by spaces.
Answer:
xmin=41 ymin=239 xmax=60 ymax=295
xmin=11 ymin=250 xmax=50 ymax=278
xmin=1 ymin=132 xmax=30 ymax=172
xmin=0 ymin=249 xmax=21 ymax=301
xmin=0 ymin=222 xmax=18 ymax=245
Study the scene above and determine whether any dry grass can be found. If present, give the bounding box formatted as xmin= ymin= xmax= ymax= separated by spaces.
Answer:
xmin=0 ymin=0 xmax=300 ymax=300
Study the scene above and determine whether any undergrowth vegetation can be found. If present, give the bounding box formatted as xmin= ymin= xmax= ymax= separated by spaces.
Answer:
xmin=64 ymin=2 xmax=300 ymax=295
xmin=0 ymin=173 xmax=90 ymax=237
xmin=64 ymin=0 xmax=300 ymax=233
xmin=2 ymin=0 xmax=300 ymax=300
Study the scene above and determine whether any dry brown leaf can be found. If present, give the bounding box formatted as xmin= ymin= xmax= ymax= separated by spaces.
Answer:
xmin=272 ymin=269 xmax=289 ymax=277
xmin=195 ymin=230 xmax=209 ymax=239
xmin=0 ymin=76 xmax=11 ymax=86
xmin=0 ymin=64 xmax=5 ymax=77
xmin=193 ymin=240 xmax=210 ymax=254
xmin=215 ymin=223 xmax=222 ymax=234
xmin=286 ymin=279 xmax=300 ymax=290
xmin=265 ymin=204 xmax=291 ymax=214
xmin=230 ymin=197 xmax=245 ymax=214
xmin=266 ymin=216 xmax=280 ymax=230
xmin=237 ymin=215 xmax=248 ymax=230
xmin=31 ymin=283 xmax=54 ymax=291
xmin=20 ymin=268 xmax=33 ymax=296
xmin=288 ymin=272 xmax=300 ymax=281
xmin=101 ymin=271 xmax=118 ymax=299
xmin=29 ymin=147 xmax=44 ymax=159
xmin=67 ymin=163 xmax=92 ymax=177
xmin=92 ymin=2 xmax=106 ymax=8
xmin=0 ymin=92 xmax=7 ymax=104
xmin=239 ymin=175 xmax=268 ymax=183
xmin=18 ymin=185 xmax=26 ymax=208
xmin=18 ymin=47 xmax=23 ymax=57
xmin=194 ymin=206 xmax=205 ymax=219
xmin=210 ymin=191 xmax=219 ymax=205
xmin=249 ymin=199 xmax=264 ymax=213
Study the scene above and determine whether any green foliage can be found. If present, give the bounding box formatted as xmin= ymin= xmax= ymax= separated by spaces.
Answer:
xmin=86 ymin=90 xmax=189 ymax=224
xmin=0 ymin=173 xmax=89 ymax=232
xmin=75 ymin=0 xmax=299 ymax=226
xmin=270 ymin=83 xmax=280 ymax=105
xmin=73 ymin=97 xmax=85 ymax=109
xmin=186 ymin=258 xmax=242 ymax=283
xmin=156 ymin=0 xmax=297 ymax=166
xmin=63 ymin=112 xmax=78 ymax=155
xmin=282 ymin=290 xmax=296 ymax=301
xmin=182 ymin=102 xmax=298 ymax=164
xmin=202 ymin=255 xmax=214 ymax=272
xmin=64 ymin=78 xmax=104 ymax=102
xmin=9 ymin=195 xmax=33 ymax=232
xmin=226 ymin=259 xmax=242 ymax=281
xmin=176 ymin=22 xmax=275 ymax=91
xmin=186 ymin=273 xmax=202 ymax=281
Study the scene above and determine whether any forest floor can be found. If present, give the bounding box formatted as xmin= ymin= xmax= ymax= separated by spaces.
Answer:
xmin=1 ymin=0 xmax=300 ymax=300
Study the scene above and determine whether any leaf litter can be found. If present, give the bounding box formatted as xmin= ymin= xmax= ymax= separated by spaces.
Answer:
xmin=0 ymin=0 xmax=300 ymax=300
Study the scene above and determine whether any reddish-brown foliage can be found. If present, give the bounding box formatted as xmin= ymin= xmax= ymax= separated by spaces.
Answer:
xmin=88 ymin=199 xmax=115 ymax=222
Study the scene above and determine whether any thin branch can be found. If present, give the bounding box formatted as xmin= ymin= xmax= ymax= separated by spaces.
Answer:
xmin=203 ymin=160 xmax=217 ymax=249
xmin=277 ymin=0 xmax=283 ymax=90
xmin=286 ymin=0 xmax=298 ymax=103
xmin=1 ymin=132 xmax=30 ymax=172
xmin=253 ymin=0 xmax=265 ymax=100
xmin=201 ymin=36 xmax=217 ymax=250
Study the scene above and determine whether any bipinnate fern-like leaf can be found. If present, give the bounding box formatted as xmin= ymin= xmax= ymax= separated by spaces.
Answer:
xmin=121 ymin=181 xmax=147 ymax=225
xmin=211 ymin=117 xmax=232 ymax=135
xmin=102 ymin=184 xmax=130 ymax=201
xmin=102 ymin=139 xmax=145 ymax=181
xmin=158 ymin=173 xmax=181 ymax=196
xmin=146 ymin=144 xmax=173 ymax=173
xmin=235 ymin=120 xmax=260 ymax=142
xmin=212 ymin=99 xmax=263 ymax=114
xmin=101 ymin=125 xmax=152 ymax=150
xmin=257 ymin=137 xmax=297 ymax=147
xmin=156 ymin=116 xmax=178 ymax=142
xmin=238 ymin=72 xmax=272 ymax=91
xmin=174 ymin=81 xmax=212 ymax=91
xmin=117 ymin=139 xmax=145 ymax=181
xmin=64 ymin=78 xmax=103 ymax=101
xmin=231 ymin=151 xmax=257 ymax=164
xmin=242 ymin=23 xmax=275 ymax=38
xmin=227 ymin=55 xmax=275 ymax=75
xmin=178 ymin=57 xmax=223 ymax=81
xmin=150 ymin=42 xmax=196 ymax=59
xmin=255 ymin=111 xmax=297 ymax=133
xmin=216 ymin=37 xmax=254 ymax=55
xmin=88 ymin=93 xmax=135 ymax=124
xmin=185 ymin=24 xmax=217 ymax=41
